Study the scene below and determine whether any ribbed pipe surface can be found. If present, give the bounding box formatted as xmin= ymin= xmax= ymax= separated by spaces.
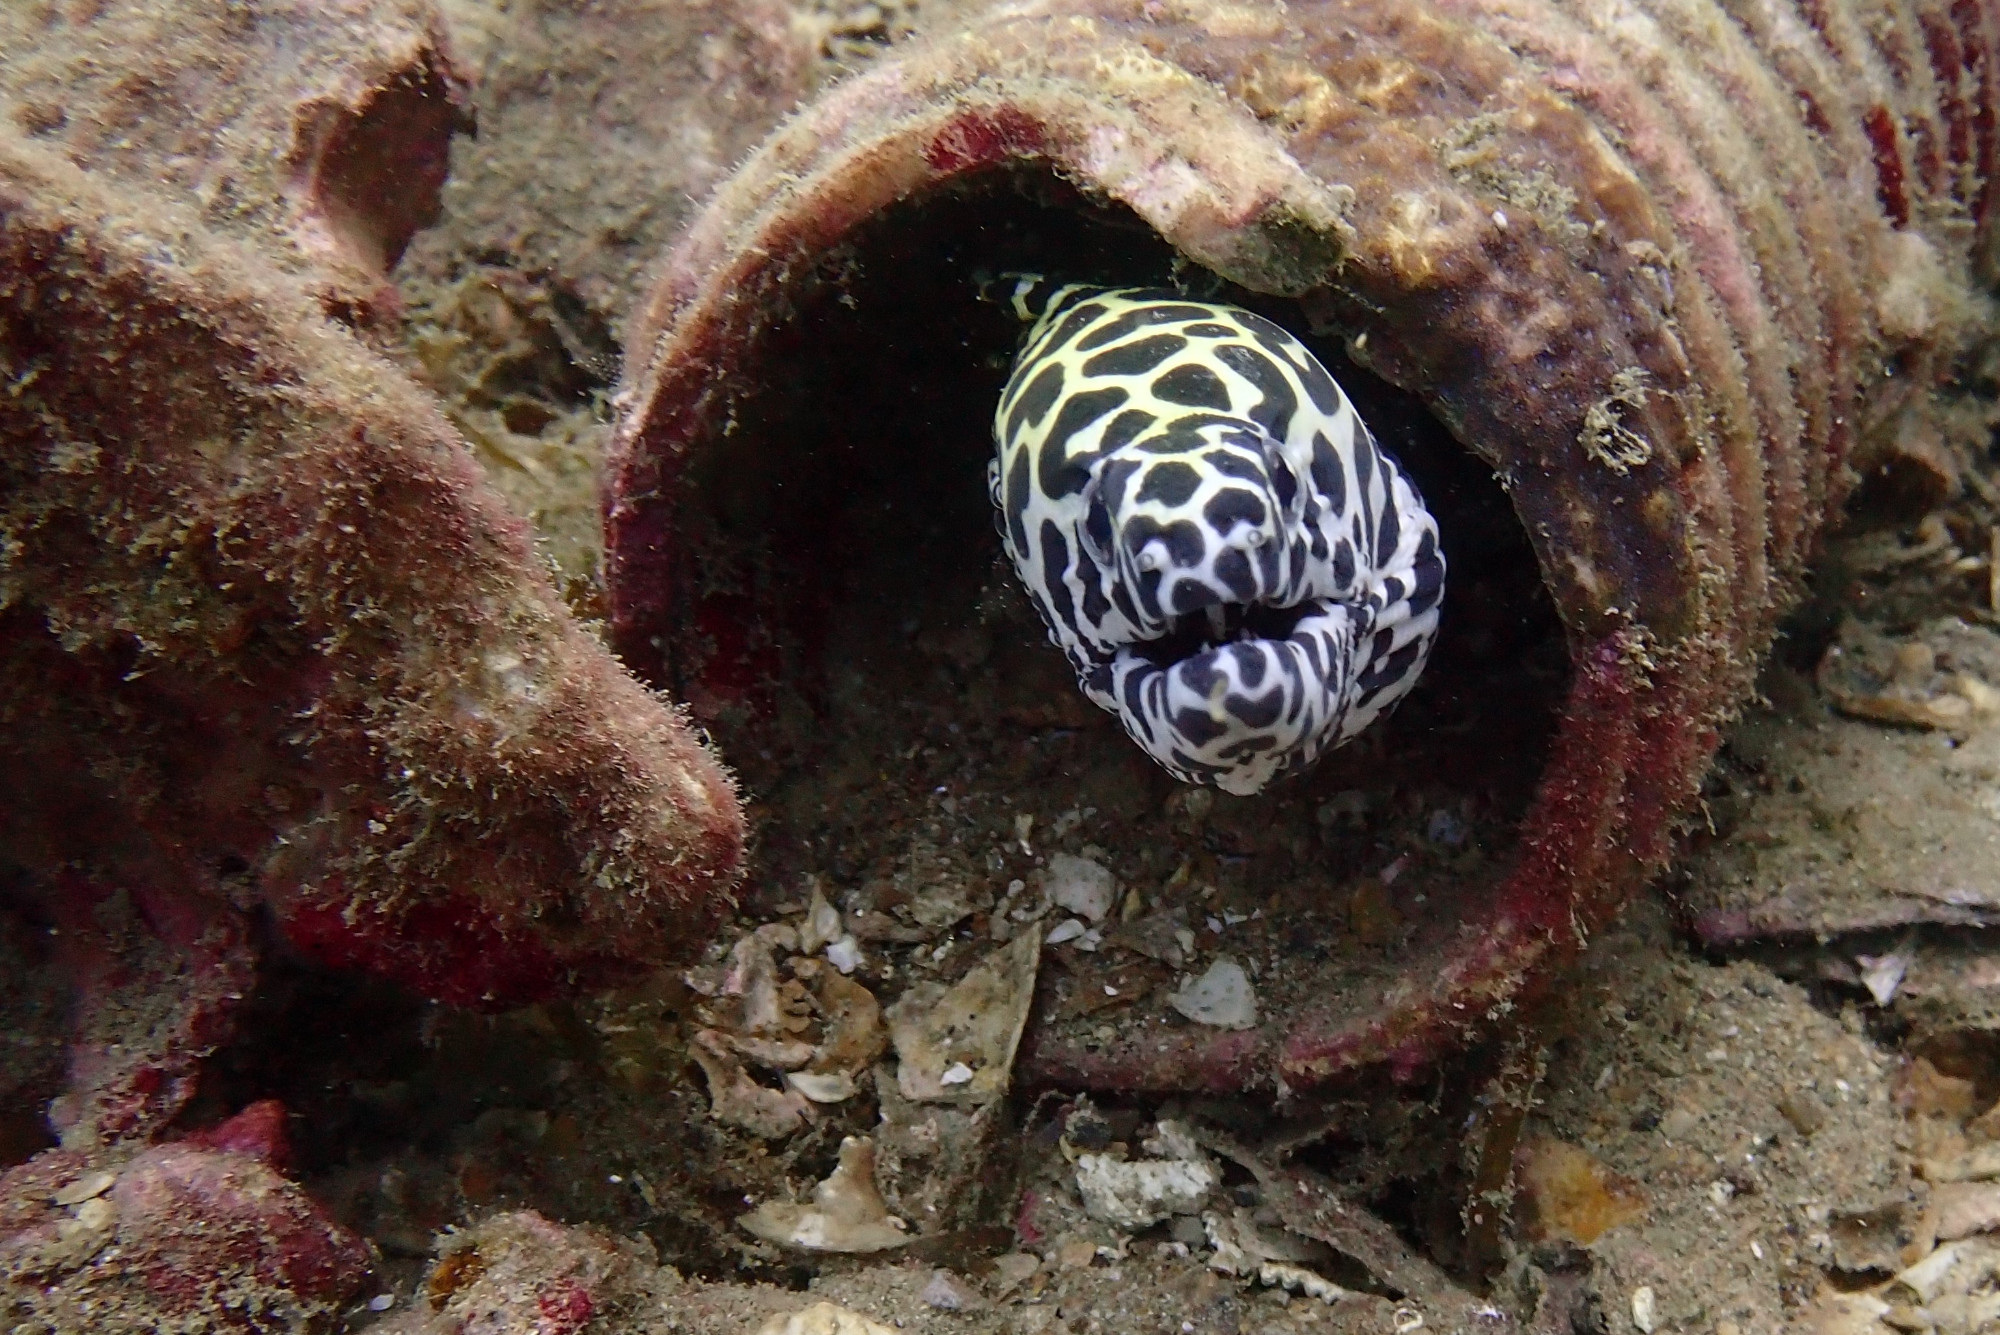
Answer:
xmin=605 ymin=0 xmax=1995 ymax=1088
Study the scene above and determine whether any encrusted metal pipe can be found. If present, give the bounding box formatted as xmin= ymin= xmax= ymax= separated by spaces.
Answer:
xmin=605 ymin=0 xmax=1994 ymax=1089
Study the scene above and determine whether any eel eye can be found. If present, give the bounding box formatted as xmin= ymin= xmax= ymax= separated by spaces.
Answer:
xmin=1136 ymin=547 xmax=1163 ymax=573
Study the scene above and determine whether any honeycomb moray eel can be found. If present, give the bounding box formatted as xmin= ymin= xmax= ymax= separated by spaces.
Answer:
xmin=988 ymin=278 xmax=1446 ymax=796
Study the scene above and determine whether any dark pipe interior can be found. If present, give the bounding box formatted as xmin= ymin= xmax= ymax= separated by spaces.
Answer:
xmin=671 ymin=168 xmax=1570 ymax=1033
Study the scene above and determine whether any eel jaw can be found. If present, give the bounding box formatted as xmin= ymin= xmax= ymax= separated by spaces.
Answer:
xmin=1125 ymin=598 xmax=1319 ymax=669
xmin=1103 ymin=594 xmax=1362 ymax=797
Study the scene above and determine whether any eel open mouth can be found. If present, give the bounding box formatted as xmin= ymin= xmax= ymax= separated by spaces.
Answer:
xmin=1132 ymin=599 xmax=1316 ymax=666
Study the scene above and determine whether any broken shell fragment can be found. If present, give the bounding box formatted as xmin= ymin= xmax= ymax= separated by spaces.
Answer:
xmin=1043 ymin=852 xmax=1118 ymax=924
xmin=808 ymin=968 xmax=889 ymax=1077
xmin=755 ymin=1303 xmax=900 ymax=1335
xmin=784 ymin=1070 xmax=857 ymax=1104
xmin=738 ymin=1137 xmax=910 ymax=1253
xmin=719 ymin=934 xmax=787 ymax=1037
xmin=690 ymin=1029 xmax=813 ymax=1139
xmin=1204 ymin=1210 xmax=1350 ymax=1303
xmin=1169 ymin=957 xmax=1259 ymax=1031
xmin=799 ymin=880 xmax=845 ymax=955
xmin=887 ymin=931 xmax=1041 ymax=1104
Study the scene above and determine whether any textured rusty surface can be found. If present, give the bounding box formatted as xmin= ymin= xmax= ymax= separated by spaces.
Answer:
xmin=0 ymin=2 xmax=771 ymax=1320
xmin=0 ymin=0 xmax=472 ymax=326
xmin=0 ymin=134 xmax=744 ymax=1022
xmin=606 ymin=0 xmax=1994 ymax=1089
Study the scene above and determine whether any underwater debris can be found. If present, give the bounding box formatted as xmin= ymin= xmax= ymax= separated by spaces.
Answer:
xmin=1168 ymin=956 xmax=1259 ymax=1031
xmin=796 ymin=962 xmax=889 ymax=1092
xmin=689 ymin=930 xmax=889 ymax=1129
xmin=1073 ymin=1120 xmax=1219 ymax=1230
xmin=1817 ymin=629 xmax=2000 ymax=733
xmin=0 ymin=14 xmax=743 ymax=1087
xmin=753 ymin=1303 xmax=900 ymax=1335
xmin=887 ymin=931 xmax=1041 ymax=1105
xmin=2 ymin=3 xmax=763 ymax=1309
xmin=738 ymin=1137 xmax=911 ymax=1253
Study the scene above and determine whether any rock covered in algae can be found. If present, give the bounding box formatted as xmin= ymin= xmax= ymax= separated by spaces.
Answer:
xmin=381 ymin=1209 xmax=677 ymax=1335
xmin=0 ymin=1103 xmax=371 ymax=1333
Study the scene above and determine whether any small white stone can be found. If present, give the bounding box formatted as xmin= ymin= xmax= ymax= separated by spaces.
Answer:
xmin=368 ymin=1294 xmax=396 ymax=1313
xmin=825 ymin=935 xmax=862 ymax=974
xmin=1045 ymin=918 xmax=1087 ymax=946
xmin=1169 ymin=956 xmax=1258 ymax=1030
xmin=1631 ymin=1285 xmax=1657 ymax=1333
xmin=939 ymin=1062 xmax=975 ymax=1086
xmin=53 ymin=1171 xmax=115 ymax=1207
xmin=1044 ymin=853 xmax=1117 ymax=922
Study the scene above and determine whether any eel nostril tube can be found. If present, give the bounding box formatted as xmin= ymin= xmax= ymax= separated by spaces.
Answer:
xmin=606 ymin=0 xmax=1996 ymax=1092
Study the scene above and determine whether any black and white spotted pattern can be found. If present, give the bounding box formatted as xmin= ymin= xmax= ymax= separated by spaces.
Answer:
xmin=987 ymin=279 xmax=1445 ymax=795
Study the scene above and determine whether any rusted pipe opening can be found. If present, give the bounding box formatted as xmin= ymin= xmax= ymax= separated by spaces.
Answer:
xmin=639 ymin=165 xmax=1571 ymax=1075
